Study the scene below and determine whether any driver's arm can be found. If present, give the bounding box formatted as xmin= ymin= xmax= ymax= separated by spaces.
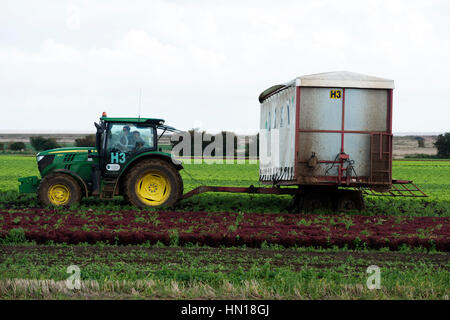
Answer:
xmin=117 ymin=136 xmax=129 ymax=150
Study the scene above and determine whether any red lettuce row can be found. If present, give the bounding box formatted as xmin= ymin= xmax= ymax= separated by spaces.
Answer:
xmin=0 ymin=209 xmax=448 ymax=251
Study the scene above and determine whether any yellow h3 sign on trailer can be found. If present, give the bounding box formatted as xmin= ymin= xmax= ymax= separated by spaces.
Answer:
xmin=330 ymin=90 xmax=342 ymax=99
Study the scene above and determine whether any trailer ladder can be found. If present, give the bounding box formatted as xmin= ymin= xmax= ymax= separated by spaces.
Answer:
xmin=369 ymin=132 xmax=392 ymax=186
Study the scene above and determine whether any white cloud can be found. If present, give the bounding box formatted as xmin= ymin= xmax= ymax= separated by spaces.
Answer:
xmin=0 ymin=0 xmax=449 ymax=133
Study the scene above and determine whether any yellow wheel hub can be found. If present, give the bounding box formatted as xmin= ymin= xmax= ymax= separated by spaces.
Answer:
xmin=48 ymin=184 xmax=70 ymax=206
xmin=136 ymin=172 xmax=171 ymax=206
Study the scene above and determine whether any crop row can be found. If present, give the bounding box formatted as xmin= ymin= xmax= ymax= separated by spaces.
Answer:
xmin=0 ymin=209 xmax=448 ymax=250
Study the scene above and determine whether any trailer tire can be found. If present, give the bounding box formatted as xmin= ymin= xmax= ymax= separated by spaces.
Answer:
xmin=123 ymin=159 xmax=183 ymax=208
xmin=303 ymin=192 xmax=333 ymax=212
xmin=336 ymin=191 xmax=365 ymax=211
xmin=37 ymin=173 xmax=82 ymax=207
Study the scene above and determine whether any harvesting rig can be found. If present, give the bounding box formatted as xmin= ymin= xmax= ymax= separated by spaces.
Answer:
xmin=18 ymin=71 xmax=427 ymax=210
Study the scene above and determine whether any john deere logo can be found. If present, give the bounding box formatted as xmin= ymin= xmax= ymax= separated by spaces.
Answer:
xmin=106 ymin=164 xmax=120 ymax=171
xmin=330 ymin=90 xmax=342 ymax=99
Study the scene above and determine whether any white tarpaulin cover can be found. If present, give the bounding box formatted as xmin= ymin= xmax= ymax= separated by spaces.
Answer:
xmin=259 ymin=86 xmax=296 ymax=182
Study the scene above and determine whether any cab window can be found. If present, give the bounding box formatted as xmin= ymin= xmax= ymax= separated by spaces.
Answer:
xmin=106 ymin=123 xmax=155 ymax=159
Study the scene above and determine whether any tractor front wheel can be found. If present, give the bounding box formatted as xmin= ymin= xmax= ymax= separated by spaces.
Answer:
xmin=37 ymin=173 xmax=82 ymax=207
xmin=123 ymin=159 xmax=183 ymax=208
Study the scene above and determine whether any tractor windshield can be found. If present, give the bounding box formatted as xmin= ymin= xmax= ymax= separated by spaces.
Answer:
xmin=106 ymin=123 xmax=155 ymax=155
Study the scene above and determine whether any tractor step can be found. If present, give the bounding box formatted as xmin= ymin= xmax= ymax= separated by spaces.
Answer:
xmin=100 ymin=179 xmax=116 ymax=199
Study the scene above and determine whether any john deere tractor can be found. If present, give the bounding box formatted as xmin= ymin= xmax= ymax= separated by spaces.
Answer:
xmin=18 ymin=114 xmax=183 ymax=208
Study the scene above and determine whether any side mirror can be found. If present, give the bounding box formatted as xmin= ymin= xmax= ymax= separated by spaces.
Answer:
xmin=94 ymin=122 xmax=105 ymax=155
xmin=94 ymin=122 xmax=103 ymax=132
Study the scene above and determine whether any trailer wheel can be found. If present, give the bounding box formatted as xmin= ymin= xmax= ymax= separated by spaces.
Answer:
xmin=123 ymin=159 xmax=183 ymax=208
xmin=292 ymin=193 xmax=303 ymax=213
xmin=336 ymin=191 xmax=365 ymax=211
xmin=37 ymin=173 xmax=82 ymax=207
xmin=297 ymin=191 xmax=333 ymax=213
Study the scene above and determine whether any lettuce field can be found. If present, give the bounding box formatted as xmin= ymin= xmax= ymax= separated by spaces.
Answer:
xmin=0 ymin=154 xmax=449 ymax=299
xmin=1 ymin=209 xmax=448 ymax=250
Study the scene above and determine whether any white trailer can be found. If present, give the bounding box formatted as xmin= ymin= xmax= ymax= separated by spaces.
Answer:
xmin=258 ymin=71 xmax=395 ymax=189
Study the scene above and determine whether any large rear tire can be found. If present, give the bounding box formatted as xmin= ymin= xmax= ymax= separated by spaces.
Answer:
xmin=37 ymin=173 xmax=82 ymax=207
xmin=123 ymin=159 xmax=183 ymax=208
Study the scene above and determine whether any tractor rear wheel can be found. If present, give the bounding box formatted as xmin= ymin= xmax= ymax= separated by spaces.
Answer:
xmin=37 ymin=173 xmax=82 ymax=207
xmin=123 ymin=159 xmax=183 ymax=208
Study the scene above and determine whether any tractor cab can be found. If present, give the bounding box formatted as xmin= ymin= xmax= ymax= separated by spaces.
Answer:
xmin=94 ymin=114 xmax=164 ymax=177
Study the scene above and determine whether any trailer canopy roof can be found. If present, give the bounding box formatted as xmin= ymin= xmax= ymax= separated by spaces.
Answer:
xmin=259 ymin=71 xmax=394 ymax=102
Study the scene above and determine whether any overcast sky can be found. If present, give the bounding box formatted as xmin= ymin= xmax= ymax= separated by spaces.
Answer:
xmin=1 ymin=0 xmax=449 ymax=133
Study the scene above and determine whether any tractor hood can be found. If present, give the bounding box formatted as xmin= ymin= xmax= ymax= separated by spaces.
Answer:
xmin=37 ymin=147 xmax=97 ymax=156
xmin=36 ymin=147 xmax=98 ymax=176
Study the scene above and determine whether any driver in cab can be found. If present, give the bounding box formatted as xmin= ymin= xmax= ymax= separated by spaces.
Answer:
xmin=131 ymin=130 xmax=145 ymax=153
xmin=111 ymin=125 xmax=132 ymax=152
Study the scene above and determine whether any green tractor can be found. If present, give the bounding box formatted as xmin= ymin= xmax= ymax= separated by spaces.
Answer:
xmin=18 ymin=114 xmax=184 ymax=208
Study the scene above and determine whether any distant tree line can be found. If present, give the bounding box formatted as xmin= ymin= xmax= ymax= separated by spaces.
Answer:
xmin=29 ymin=134 xmax=96 ymax=150
xmin=30 ymin=137 xmax=60 ymax=151
xmin=0 ymin=141 xmax=26 ymax=151
xmin=0 ymin=134 xmax=96 ymax=153
xmin=8 ymin=142 xmax=26 ymax=151
xmin=74 ymin=135 xmax=96 ymax=147
xmin=434 ymin=132 xmax=450 ymax=158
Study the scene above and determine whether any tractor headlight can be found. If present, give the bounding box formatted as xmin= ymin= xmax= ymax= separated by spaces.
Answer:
xmin=37 ymin=154 xmax=55 ymax=173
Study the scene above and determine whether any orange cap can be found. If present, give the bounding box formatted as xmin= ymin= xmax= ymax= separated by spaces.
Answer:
xmin=102 ymin=112 xmax=107 ymax=117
